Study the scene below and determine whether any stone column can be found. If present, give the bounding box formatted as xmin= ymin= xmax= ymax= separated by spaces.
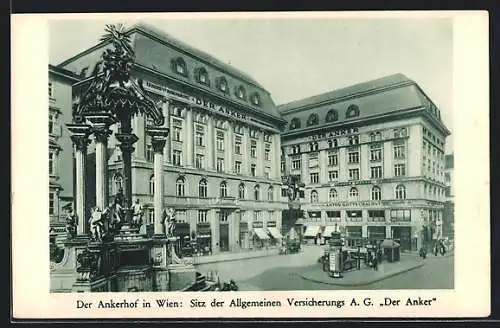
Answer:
xmin=257 ymin=131 xmax=265 ymax=177
xmin=206 ymin=115 xmax=215 ymax=170
xmin=301 ymin=152 xmax=308 ymax=183
xmin=115 ymin=133 xmax=139 ymax=215
xmin=92 ymin=125 xmax=112 ymax=210
xmin=67 ymin=124 xmax=91 ymax=235
xmin=225 ymin=121 xmax=233 ymax=174
xmin=185 ymin=108 xmax=194 ymax=167
xmin=161 ymin=99 xmax=171 ymax=164
xmin=273 ymin=134 xmax=281 ymax=179
xmin=319 ymin=149 xmax=327 ymax=183
xmin=242 ymin=125 xmax=250 ymax=175
xmin=148 ymin=127 xmax=169 ymax=235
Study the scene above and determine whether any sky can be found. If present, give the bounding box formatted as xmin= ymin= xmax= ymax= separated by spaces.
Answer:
xmin=49 ymin=15 xmax=453 ymax=153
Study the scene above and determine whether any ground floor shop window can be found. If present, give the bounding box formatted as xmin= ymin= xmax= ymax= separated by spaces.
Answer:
xmin=391 ymin=226 xmax=412 ymax=251
xmin=367 ymin=226 xmax=386 ymax=241
xmin=196 ymin=223 xmax=212 ymax=255
xmin=219 ymin=223 xmax=229 ymax=252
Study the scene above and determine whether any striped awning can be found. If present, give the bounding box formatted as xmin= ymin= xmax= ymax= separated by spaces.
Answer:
xmin=267 ymin=227 xmax=283 ymax=239
xmin=253 ymin=228 xmax=270 ymax=240
xmin=323 ymin=225 xmax=338 ymax=238
xmin=304 ymin=225 xmax=321 ymax=237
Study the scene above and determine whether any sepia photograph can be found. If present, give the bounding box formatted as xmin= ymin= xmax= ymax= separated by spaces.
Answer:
xmin=11 ymin=11 xmax=490 ymax=319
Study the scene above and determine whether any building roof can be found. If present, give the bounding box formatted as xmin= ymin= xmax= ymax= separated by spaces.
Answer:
xmin=56 ymin=22 xmax=282 ymax=121
xmin=48 ymin=64 xmax=81 ymax=82
xmin=445 ymin=154 xmax=454 ymax=169
xmin=278 ymin=73 xmax=449 ymax=135
xmin=129 ymin=23 xmax=266 ymax=90
xmin=278 ymin=73 xmax=412 ymax=112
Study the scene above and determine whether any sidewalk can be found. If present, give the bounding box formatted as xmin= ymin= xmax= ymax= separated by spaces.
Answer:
xmin=300 ymin=255 xmax=424 ymax=286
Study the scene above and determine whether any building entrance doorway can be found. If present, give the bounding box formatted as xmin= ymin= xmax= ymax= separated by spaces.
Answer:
xmin=219 ymin=223 xmax=229 ymax=252
xmin=391 ymin=226 xmax=412 ymax=251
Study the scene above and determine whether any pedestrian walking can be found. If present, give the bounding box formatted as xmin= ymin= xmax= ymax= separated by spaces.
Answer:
xmin=373 ymin=255 xmax=378 ymax=271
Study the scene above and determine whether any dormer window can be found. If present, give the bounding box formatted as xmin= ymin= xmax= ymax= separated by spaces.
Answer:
xmin=346 ymin=104 xmax=360 ymax=119
xmin=290 ymin=117 xmax=301 ymax=130
xmin=172 ymin=57 xmax=187 ymax=77
xmin=195 ymin=67 xmax=210 ymax=86
xmin=235 ymin=86 xmax=246 ymax=100
xmin=217 ymin=77 xmax=229 ymax=94
xmin=325 ymin=109 xmax=338 ymax=123
xmin=307 ymin=113 xmax=319 ymax=126
xmin=251 ymin=92 xmax=261 ymax=106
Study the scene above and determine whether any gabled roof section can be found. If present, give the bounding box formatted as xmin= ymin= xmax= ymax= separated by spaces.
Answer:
xmin=278 ymin=73 xmax=412 ymax=113
xmin=48 ymin=64 xmax=81 ymax=82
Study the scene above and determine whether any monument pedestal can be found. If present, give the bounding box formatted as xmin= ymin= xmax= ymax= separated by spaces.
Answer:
xmin=167 ymin=264 xmax=197 ymax=291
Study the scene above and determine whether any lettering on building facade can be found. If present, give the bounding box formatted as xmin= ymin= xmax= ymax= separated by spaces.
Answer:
xmin=309 ymin=127 xmax=359 ymax=140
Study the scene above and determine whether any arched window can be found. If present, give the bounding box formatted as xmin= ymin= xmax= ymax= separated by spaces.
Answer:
xmin=172 ymin=57 xmax=187 ymax=76
xmin=254 ymin=185 xmax=260 ymax=201
xmin=290 ymin=117 xmax=301 ymax=130
xmin=325 ymin=109 xmax=338 ymax=123
xmin=219 ymin=181 xmax=228 ymax=198
xmin=310 ymin=190 xmax=318 ymax=203
xmin=251 ymin=92 xmax=261 ymax=106
xmin=235 ymin=86 xmax=246 ymax=100
xmin=149 ymin=175 xmax=155 ymax=195
xmin=371 ymin=186 xmax=381 ymax=200
xmin=307 ymin=113 xmax=319 ymax=126
xmin=217 ymin=77 xmax=229 ymax=93
xmin=199 ymin=179 xmax=208 ymax=198
xmin=238 ymin=183 xmax=246 ymax=199
xmin=328 ymin=188 xmax=337 ymax=202
xmin=346 ymin=104 xmax=360 ymax=118
xmin=195 ymin=67 xmax=209 ymax=85
xmin=395 ymin=185 xmax=406 ymax=199
xmin=267 ymin=186 xmax=274 ymax=201
xmin=349 ymin=187 xmax=359 ymax=200
xmin=113 ymin=174 xmax=123 ymax=195
xmin=176 ymin=177 xmax=185 ymax=197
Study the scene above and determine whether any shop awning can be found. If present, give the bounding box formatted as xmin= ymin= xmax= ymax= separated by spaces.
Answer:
xmin=267 ymin=227 xmax=283 ymax=239
xmin=253 ymin=228 xmax=270 ymax=240
xmin=304 ymin=225 xmax=321 ymax=237
xmin=323 ymin=225 xmax=338 ymax=238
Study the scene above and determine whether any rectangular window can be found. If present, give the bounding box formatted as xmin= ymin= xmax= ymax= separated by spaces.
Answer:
xmin=348 ymin=149 xmax=360 ymax=164
xmin=197 ymin=210 xmax=208 ymax=223
xmin=250 ymin=164 xmax=256 ymax=177
xmin=48 ymin=114 xmax=55 ymax=135
xmin=390 ymin=209 xmax=411 ymax=222
xmin=176 ymin=210 xmax=186 ymax=223
xmin=48 ymin=80 xmax=53 ymax=98
xmin=281 ymin=161 xmax=286 ymax=172
xmin=328 ymin=170 xmax=338 ymax=181
xmin=49 ymin=192 xmax=55 ymax=215
xmin=172 ymin=150 xmax=182 ymax=166
xmin=146 ymin=144 xmax=154 ymax=162
xmin=195 ymin=154 xmax=204 ymax=169
xmin=370 ymin=143 xmax=382 ymax=162
xmin=234 ymin=161 xmax=242 ymax=174
xmin=172 ymin=119 xmax=183 ymax=142
xmin=235 ymin=135 xmax=242 ymax=154
xmin=310 ymin=172 xmax=319 ymax=184
xmin=195 ymin=125 xmax=205 ymax=146
xmin=219 ymin=212 xmax=229 ymax=223
xmin=393 ymin=140 xmax=406 ymax=159
xmin=216 ymin=131 xmax=225 ymax=151
xmin=216 ymin=158 xmax=224 ymax=172
xmin=394 ymin=164 xmax=406 ymax=177
xmin=49 ymin=152 xmax=55 ymax=175
xmin=393 ymin=127 xmax=407 ymax=138
xmin=291 ymin=157 xmax=301 ymax=171
xmin=265 ymin=149 xmax=271 ymax=161
xmin=349 ymin=168 xmax=360 ymax=180
xmin=328 ymin=153 xmax=338 ymax=166
xmin=250 ymin=140 xmax=257 ymax=158
xmin=264 ymin=168 xmax=270 ymax=179
xmin=309 ymin=153 xmax=319 ymax=168
xmin=370 ymin=166 xmax=382 ymax=179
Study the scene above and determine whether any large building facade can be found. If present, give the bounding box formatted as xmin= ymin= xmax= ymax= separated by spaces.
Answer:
xmin=57 ymin=23 xmax=287 ymax=255
xmin=48 ymin=65 xmax=80 ymax=231
xmin=279 ymin=74 xmax=451 ymax=251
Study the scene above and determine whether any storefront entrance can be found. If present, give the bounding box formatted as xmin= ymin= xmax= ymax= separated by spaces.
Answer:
xmin=391 ymin=226 xmax=412 ymax=251
xmin=367 ymin=226 xmax=386 ymax=242
xmin=219 ymin=223 xmax=229 ymax=252
xmin=196 ymin=223 xmax=212 ymax=255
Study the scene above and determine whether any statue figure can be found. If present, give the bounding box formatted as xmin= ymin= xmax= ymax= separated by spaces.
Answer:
xmin=103 ymin=200 xmax=123 ymax=235
xmin=63 ymin=204 xmax=77 ymax=239
xmin=162 ymin=208 xmax=176 ymax=238
xmin=130 ymin=198 xmax=143 ymax=228
xmin=89 ymin=207 xmax=104 ymax=241
xmin=115 ymin=187 xmax=124 ymax=207
xmin=76 ymin=249 xmax=99 ymax=281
